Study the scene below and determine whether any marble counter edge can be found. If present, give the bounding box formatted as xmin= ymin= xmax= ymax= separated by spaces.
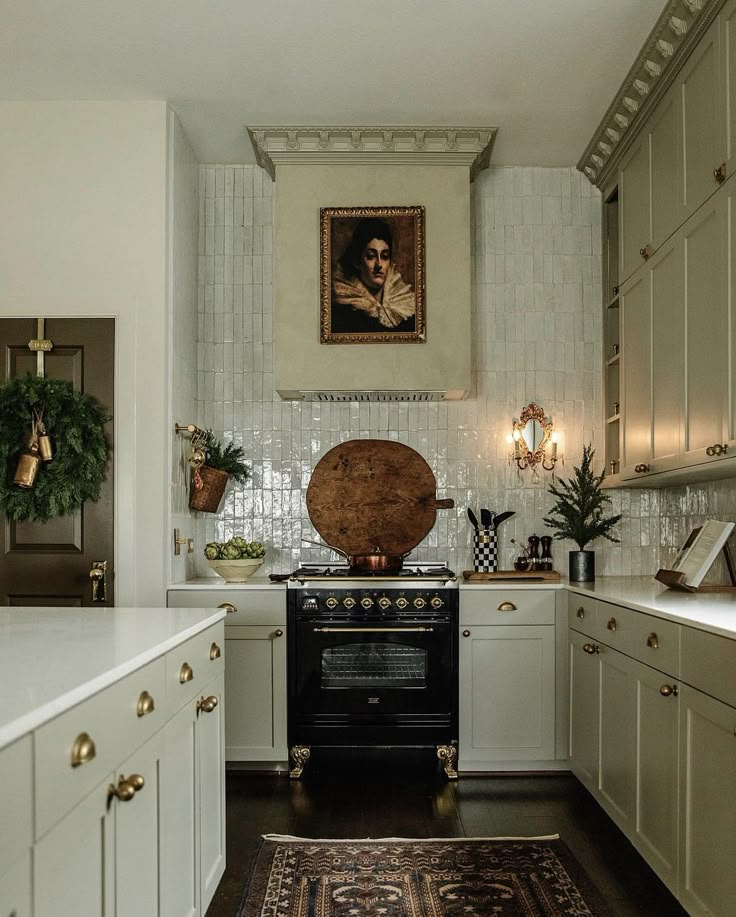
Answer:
xmin=0 ymin=607 xmax=226 ymax=752
xmin=168 ymin=577 xmax=285 ymax=589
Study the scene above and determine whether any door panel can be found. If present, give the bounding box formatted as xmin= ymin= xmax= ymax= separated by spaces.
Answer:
xmin=621 ymin=272 xmax=652 ymax=470
xmin=650 ymin=90 xmax=680 ymax=248
xmin=725 ymin=0 xmax=736 ymax=178
xmin=651 ymin=239 xmax=684 ymax=463
xmin=619 ymin=136 xmax=651 ymax=284
xmin=0 ymin=318 xmax=114 ymax=605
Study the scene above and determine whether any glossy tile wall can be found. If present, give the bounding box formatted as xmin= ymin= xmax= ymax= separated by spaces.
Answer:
xmin=193 ymin=163 xmax=736 ymax=579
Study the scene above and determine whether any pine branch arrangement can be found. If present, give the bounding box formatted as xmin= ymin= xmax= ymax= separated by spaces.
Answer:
xmin=543 ymin=444 xmax=622 ymax=550
xmin=202 ymin=431 xmax=251 ymax=485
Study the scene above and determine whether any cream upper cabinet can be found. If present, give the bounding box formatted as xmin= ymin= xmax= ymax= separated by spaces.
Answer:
xmin=621 ymin=270 xmax=651 ymax=473
xmin=679 ymin=18 xmax=724 ymax=223
xmin=619 ymin=134 xmax=651 ymax=284
xmin=649 ymin=87 xmax=681 ymax=250
xmin=724 ymin=0 xmax=736 ymax=179
xmin=728 ymin=174 xmax=736 ymax=451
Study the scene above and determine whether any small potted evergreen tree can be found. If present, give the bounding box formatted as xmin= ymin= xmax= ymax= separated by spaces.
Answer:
xmin=189 ymin=431 xmax=250 ymax=513
xmin=543 ymin=444 xmax=622 ymax=582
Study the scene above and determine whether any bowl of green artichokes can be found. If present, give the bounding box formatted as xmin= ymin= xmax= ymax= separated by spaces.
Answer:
xmin=205 ymin=537 xmax=266 ymax=582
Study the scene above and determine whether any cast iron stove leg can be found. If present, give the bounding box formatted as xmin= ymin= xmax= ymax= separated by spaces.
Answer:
xmin=436 ymin=744 xmax=458 ymax=779
xmin=289 ymin=744 xmax=311 ymax=779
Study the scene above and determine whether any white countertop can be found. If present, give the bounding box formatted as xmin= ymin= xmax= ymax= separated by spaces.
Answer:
xmin=0 ymin=605 xmax=225 ymax=751
xmin=169 ymin=576 xmax=284 ymax=589
xmin=567 ymin=576 xmax=736 ymax=639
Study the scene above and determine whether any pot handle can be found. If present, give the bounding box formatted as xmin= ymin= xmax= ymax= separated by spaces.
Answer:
xmin=301 ymin=537 xmax=349 ymax=560
xmin=435 ymin=499 xmax=455 ymax=510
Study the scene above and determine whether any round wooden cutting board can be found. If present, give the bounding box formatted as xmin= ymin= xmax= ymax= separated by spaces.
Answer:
xmin=306 ymin=439 xmax=454 ymax=558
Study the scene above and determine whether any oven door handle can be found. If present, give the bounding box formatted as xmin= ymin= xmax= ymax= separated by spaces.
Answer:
xmin=312 ymin=626 xmax=435 ymax=633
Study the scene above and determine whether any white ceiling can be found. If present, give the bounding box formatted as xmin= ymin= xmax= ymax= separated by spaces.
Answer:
xmin=1 ymin=0 xmax=664 ymax=166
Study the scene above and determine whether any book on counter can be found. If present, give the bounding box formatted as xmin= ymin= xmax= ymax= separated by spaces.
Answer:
xmin=670 ymin=519 xmax=735 ymax=588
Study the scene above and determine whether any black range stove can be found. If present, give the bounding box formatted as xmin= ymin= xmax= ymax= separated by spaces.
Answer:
xmin=286 ymin=563 xmax=459 ymax=780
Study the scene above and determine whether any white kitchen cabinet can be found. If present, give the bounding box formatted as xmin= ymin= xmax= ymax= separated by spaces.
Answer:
xmin=620 ymin=269 xmax=651 ymax=473
xmin=649 ymin=87 xmax=681 ymax=251
xmin=678 ymin=684 xmax=736 ymax=916
xmin=724 ymin=0 xmax=736 ymax=180
xmin=618 ymin=133 xmax=651 ymax=285
xmin=0 ymin=852 xmax=31 ymax=917
xmin=597 ymin=645 xmax=637 ymax=831
xmin=198 ymin=672 xmax=226 ymax=912
xmin=650 ymin=236 xmax=683 ymax=466
xmin=568 ymin=629 xmax=600 ymax=793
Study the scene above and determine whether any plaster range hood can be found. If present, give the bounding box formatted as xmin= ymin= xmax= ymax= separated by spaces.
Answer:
xmin=249 ymin=126 xmax=497 ymax=402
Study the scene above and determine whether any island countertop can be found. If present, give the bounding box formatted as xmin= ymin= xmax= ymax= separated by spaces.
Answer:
xmin=0 ymin=605 xmax=225 ymax=750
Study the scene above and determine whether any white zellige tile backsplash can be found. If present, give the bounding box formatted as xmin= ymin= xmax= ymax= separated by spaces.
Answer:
xmin=192 ymin=164 xmax=736 ymax=580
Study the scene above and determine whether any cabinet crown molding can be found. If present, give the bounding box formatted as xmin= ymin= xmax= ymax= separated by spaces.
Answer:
xmin=577 ymin=0 xmax=722 ymax=188
xmin=246 ymin=126 xmax=497 ymax=181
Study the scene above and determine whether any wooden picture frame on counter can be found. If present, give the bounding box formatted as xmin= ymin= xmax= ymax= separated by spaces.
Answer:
xmin=320 ymin=205 xmax=425 ymax=344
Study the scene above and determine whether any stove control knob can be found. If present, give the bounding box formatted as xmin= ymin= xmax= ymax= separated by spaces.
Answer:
xmin=325 ymin=597 xmax=338 ymax=609
xmin=378 ymin=596 xmax=392 ymax=610
xmin=343 ymin=596 xmax=356 ymax=609
xmin=361 ymin=596 xmax=374 ymax=609
xmin=430 ymin=596 xmax=444 ymax=609
xmin=395 ymin=597 xmax=409 ymax=610
xmin=413 ymin=597 xmax=427 ymax=609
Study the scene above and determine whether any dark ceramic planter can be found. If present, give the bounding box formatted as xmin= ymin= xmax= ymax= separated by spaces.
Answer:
xmin=569 ymin=550 xmax=595 ymax=582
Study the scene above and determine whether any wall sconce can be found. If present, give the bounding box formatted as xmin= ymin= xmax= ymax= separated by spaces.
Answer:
xmin=506 ymin=402 xmax=562 ymax=482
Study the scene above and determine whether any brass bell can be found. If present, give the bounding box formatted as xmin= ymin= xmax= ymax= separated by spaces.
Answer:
xmin=38 ymin=433 xmax=54 ymax=462
xmin=14 ymin=443 xmax=41 ymax=489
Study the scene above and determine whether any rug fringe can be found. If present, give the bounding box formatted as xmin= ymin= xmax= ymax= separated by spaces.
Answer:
xmin=261 ymin=834 xmax=561 ymax=843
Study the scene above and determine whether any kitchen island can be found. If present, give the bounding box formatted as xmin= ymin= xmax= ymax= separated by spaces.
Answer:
xmin=0 ymin=604 xmax=226 ymax=917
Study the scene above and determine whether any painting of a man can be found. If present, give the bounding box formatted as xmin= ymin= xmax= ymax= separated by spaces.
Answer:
xmin=320 ymin=206 xmax=425 ymax=343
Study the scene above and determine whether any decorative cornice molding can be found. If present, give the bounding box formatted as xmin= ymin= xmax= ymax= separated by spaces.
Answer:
xmin=246 ymin=126 xmax=498 ymax=182
xmin=577 ymin=0 xmax=723 ymax=189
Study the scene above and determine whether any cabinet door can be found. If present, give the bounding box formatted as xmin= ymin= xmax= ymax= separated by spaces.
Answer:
xmin=679 ymin=685 xmax=736 ymax=916
xmin=34 ymin=776 xmax=115 ymax=917
xmin=724 ymin=0 xmax=736 ymax=179
xmin=650 ymin=88 xmax=681 ymax=249
xmin=619 ymin=134 xmax=651 ymax=284
xmin=598 ymin=647 xmax=637 ymax=831
xmin=198 ymin=672 xmax=226 ymax=915
xmin=225 ymin=624 xmax=287 ymax=761
xmin=459 ymin=624 xmax=555 ymax=763
xmin=0 ymin=852 xmax=31 ymax=917
xmin=680 ymin=19 xmax=724 ymax=221
xmin=115 ymin=731 xmax=165 ymax=917
xmin=621 ymin=271 xmax=652 ymax=471
xmin=634 ymin=662 xmax=679 ymax=894
xmin=568 ymin=631 xmax=600 ymax=793
xmin=684 ymin=197 xmax=728 ymax=458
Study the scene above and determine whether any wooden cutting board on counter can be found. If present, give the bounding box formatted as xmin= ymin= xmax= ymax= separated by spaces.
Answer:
xmin=306 ymin=439 xmax=454 ymax=557
xmin=463 ymin=570 xmax=561 ymax=582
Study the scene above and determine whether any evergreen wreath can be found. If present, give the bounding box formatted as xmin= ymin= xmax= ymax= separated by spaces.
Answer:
xmin=0 ymin=374 xmax=111 ymax=523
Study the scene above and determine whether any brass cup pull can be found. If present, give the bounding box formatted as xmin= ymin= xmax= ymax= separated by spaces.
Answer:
xmin=71 ymin=732 xmax=96 ymax=768
xmin=136 ymin=690 xmax=155 ymax=718
xmin=714 ymin=163 xmax=727 ymax=184
xmin=462 ymin=629 xmax=471 ymax=637
xmin=218 ymin=602 xmax=237 ymax=614
xmin=197 ymin=695 xmax=219 ymax=714
xmin=576 ymin=607 xmax=585 ymax=619
xmin=179 ymin=662 xmax=194 ymax=684
xmin=274 ymin=629 xmax=284 ymax=638
xmin=497 ymin=601 xmax=517 ymax=611
xmin=660 ymin=684 xmax=678 ymax=697
xmin=607 ymin=617 xmax=617 ymax=632
xmin=647 ymin=632 xmax=659 ymax=649
xmin=583 ymin=643 xmax=600 ymax=655
xmin=209 ymin=642 xmax=221 ymax=661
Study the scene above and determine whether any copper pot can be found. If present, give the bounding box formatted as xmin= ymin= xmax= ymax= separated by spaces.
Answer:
xmin=302 ymin=538 xmax=408 ymax=572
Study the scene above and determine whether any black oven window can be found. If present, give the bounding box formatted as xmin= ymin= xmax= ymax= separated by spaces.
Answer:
xmin=321 ymin=643 xmax=427 ymax=688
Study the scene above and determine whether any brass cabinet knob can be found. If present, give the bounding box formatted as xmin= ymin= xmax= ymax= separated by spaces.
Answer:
xmin=634 ymin=463 xmax=651 ymax=473
xmin=607 ymin=617 xmax=617 ymax=632
xmin=583 ymin=643 xmax=600 ymax=655
xmin=576 ymin=607 xmax=585 ymax=619
xmin=179 ymin=662 xmax=194 ymax=684
xmin=128 ymin=773 xmax=145 ymax=792
xmin=714 ymin=163 xmax=727 ymax=184
xmin=462 ymin=629 xmax=471 ymax=637
xmin=136 ymin=690 xmax=155 ymax=718
xmin=274 ymin=629 xmax=284 ymax=638
xmin=70 ymin=732 xmax=97 ymax=768
xmin=197 ymin=695 xmax=219 ymax=714
xmin=639 ymin=244 xmax=653 ymax=260
xmin=497 ymin=601 xmax=517 ymax=611
xmin=660 ymin=684 xmax=678 ymax=697
xmin=706 ymin=443 xmax=728 ymax=457
xmin=108 ymin=776 xmax=136 ymax=805
xmin=647 ymin=632 xmax=659 ymax=649
xmin=209 ymin=642 xmax=221 ymax=661
xmin=218 ymin=602 xmax=237 ymax=614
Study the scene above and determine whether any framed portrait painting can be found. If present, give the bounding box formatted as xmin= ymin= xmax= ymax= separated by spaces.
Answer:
xmin=320 ymin=205 xmax=425 ymax=343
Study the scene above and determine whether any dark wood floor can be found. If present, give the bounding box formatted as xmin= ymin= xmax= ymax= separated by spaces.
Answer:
xmin=206 ymin=750 xmax=686 ymax=917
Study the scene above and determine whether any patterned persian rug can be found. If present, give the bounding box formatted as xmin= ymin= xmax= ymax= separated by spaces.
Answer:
xmin=237 ymin=834 xmax=610 ymax=916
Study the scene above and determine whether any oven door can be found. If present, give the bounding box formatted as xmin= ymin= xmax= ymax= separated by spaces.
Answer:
xmin=290 ymin=617 xmax=455 ymax=719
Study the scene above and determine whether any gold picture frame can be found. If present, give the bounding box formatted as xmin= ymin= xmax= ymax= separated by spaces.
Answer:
xmin=320 ymin=205 xmax=425 ymax=344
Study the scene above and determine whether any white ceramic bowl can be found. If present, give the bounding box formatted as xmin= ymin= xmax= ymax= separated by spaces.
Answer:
xmin=208 ymin=557 xmax=264 ymax=582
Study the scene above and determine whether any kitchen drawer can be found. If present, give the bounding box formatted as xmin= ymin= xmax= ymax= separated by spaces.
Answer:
xmin=165 ymin=620 xmax=225 ymax=712
xmin=681 ymin=626 xmax=736 ymax=708
xmin=568 ymin=593 xmax=598 ymax=637
xmin=167 ymin=587 xmax=286 ymax=625
xmin=0 ymin=735 xmax=32 ymax=868
xmin=461 ymin=589 xmax=555 ymax=625
xmin=597 ymin=601 xmax=680 ymax=675
xmin=34 ymin=656 xmax=166 ymax=840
